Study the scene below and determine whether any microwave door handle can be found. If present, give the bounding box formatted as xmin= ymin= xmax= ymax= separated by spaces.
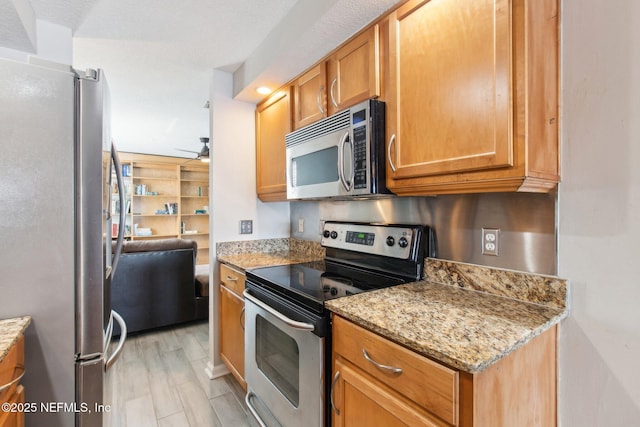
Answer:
xmin=346 ymin=135 xmax=354 ymax=190
xmin=338 ymin=131 xmax=351 ymax=192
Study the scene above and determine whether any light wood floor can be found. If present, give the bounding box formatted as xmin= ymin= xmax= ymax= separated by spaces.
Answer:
xmin=109 ymin=320 xmax=251 ymax=427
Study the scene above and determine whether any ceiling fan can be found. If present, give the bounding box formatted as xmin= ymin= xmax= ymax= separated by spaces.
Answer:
xmin=176 ymin=137 xmax=210 ymax=162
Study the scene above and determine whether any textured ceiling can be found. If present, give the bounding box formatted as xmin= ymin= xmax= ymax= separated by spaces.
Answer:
xmin=66 ymin=0 xmax=300 ymax=155
xmin=18 ymin=0 xmax=400 ymax=156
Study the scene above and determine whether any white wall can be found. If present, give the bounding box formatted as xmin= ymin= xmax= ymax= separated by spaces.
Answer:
xmin=210 ymin=69 xmax=290 ymax=243
xmin=207 ymin=69 xmax=290 ymax=375
xmin=0 ymin=20 xmax=71 ymax=64
xmin=559 ymin=1 xmax=640 ymax=424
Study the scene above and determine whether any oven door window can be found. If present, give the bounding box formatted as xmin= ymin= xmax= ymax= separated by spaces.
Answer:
xmin=255 ymin=315 xmax=300 ymax=407
xmin=291 ymin=146 xmax=338 ymax=187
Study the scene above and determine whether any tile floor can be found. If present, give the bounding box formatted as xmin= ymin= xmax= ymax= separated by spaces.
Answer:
xmin=109 ymin=320 xmax=251 ymax=427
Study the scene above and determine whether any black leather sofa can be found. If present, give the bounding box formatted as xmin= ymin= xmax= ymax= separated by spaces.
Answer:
xmin=111 ymin=238 xmax=208 ymax=335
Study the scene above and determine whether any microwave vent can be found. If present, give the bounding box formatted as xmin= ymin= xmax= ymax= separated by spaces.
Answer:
xmin=286 ymin=109 xmax=350 ymax=147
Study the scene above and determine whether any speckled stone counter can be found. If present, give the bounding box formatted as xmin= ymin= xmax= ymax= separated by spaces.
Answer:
xmin=326 ymin=259 xmax=568 ymax=373
xmin=0 ymin=316 xmax=31 ymax=363
xmin=217 ymin=238 xmax=324 ymax=271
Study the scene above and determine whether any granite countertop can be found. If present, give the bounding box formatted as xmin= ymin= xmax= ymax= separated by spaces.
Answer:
xmin=0 ymin=316 xmax=31 ymax=363
xmin=326 ymin=280 xmax=567 ymax=374
xmin=218 ymin=251 xmax=322 ymax=271
xmin=217 ymin=239 xmax=568 ymax=374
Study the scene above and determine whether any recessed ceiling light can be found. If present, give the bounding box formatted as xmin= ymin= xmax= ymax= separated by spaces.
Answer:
xmin=256 ymin=86 xmax=272 ymax=95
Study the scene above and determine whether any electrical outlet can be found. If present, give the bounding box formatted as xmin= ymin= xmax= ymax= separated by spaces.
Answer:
xmin=298 ymin=218 xmax=304 ymax=233
xmin=240 ymin=220 xmax=253 ymax=234
xmin=481 ymin=228 xmax=500 ymax=256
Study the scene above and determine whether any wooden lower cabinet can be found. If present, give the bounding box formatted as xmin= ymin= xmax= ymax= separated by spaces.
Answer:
xmin=334 ymin=359 xmax=444 ymax=427
xmin=0 ymin=336 xmax=25 ymax=427
xmin=219 ymin=264 xmax=246 ymax=390
xmin=332 ymin=315 xmax=557 ymax=427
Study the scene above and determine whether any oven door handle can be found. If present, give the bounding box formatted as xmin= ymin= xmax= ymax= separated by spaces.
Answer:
xmin=245 ymin=392 xmax=268 ymax=427
xmin=244 ymin=291 xmax=315 ymax=332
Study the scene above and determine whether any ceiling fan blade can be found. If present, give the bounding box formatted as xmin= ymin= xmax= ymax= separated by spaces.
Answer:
xmin=175 ymin=148 xmax=200 ymax=154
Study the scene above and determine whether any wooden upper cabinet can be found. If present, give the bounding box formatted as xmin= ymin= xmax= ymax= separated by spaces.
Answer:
xmin=327 ymin=25 xmax=381 ymax=116
xmin=293 ymin=64 xmax=327 ymax=129
xmin=256 ymin=87 xmax=291 ymax=202
xmin=386 ymin=0 xmax=560 ymax=195
xmin=292 ymin=25 xmax=382 ymax=130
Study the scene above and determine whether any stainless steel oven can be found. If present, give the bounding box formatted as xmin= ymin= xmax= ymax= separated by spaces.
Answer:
xmin=244 ymin=222 xmax=433 ymax=427
xmin=244 ymin=287 xmax=327 ymax=427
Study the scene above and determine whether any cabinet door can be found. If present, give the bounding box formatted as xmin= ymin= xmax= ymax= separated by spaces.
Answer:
xmin=0 ymin=385 xmax=24 ymax=427
xmin=327 ymin=25 xmax=381 ymax=115
xmin=387 ymin=0 xmax=512 ymax=180
xmin=219 ymin=285 xmax=246 ymax=390
xmin=332 ymin=359 xmax=441 ymax=427
xmin=293 ymin=63 xmax=327 ymax=129
xmin=256 ymin=88 xmax=291 ymax=201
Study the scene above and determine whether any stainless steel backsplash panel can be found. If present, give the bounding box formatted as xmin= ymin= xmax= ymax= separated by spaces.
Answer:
xmin=290 ymin=193 xmax=557 ymax=275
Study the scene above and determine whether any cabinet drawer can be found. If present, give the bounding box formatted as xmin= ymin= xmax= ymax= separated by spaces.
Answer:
xmin=219 ymin=263 xmax=245 ymax=296
xmin=333 ymin=316 xmax=459 ymax=425
xmin=0 ymin=336 xmax=24 ymax=404
xmin=0 ymin=385 xmax=24 ymax=427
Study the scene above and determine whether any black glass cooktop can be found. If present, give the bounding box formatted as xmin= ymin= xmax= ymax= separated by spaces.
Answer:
xmin=246 ymin=260 xmax=408 ymax=314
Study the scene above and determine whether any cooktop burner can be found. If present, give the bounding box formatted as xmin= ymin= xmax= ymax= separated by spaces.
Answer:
xmin=246 ymin=260 xmax=409 ymax=314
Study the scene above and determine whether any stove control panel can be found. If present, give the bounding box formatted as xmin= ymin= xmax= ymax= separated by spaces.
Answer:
xmin=321 ymin=222 xmax=421 ymax=259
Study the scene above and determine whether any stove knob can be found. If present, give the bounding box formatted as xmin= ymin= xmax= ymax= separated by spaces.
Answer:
xmin=330 ymin=287 xmax=338 ymax=296
xmin=330 ymin=231 xmax=338 ymax=239
xmin=398 ymin=237 xmax=409 ymax=248
xmin=386 ymin=236 xmax=395 ymax=246
xmin=323 ymin=230 xmax=331 ymax=238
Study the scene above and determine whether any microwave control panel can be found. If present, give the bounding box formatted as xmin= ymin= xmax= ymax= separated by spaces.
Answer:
xmin=351 ymin=107 xmax=368 ymax=190
xmin=352 ymin=123 xmax=368 ymax=189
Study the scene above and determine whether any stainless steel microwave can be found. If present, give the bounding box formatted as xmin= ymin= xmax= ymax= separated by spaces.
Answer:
xmin=286 ymin=98 xmax=390 ymax=200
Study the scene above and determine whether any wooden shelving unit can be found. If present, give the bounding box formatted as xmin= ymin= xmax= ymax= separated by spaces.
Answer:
xmin=113 ymin=153 xmax=210 ymax=264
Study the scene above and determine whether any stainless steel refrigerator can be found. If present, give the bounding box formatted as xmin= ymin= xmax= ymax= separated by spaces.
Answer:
xmin=0 ymin=58 xmax=127 ymax=426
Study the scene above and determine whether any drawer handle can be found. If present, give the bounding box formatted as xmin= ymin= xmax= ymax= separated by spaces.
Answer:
xmin=330 ymin=370 xmax=341 ymax=415
xmin=362 ymin=349 xmax=403 ymax=374
xmin=0 ymin=364 xmax=25 ymax=393
xmin=225 ymin=275 xmax=238 ymax=282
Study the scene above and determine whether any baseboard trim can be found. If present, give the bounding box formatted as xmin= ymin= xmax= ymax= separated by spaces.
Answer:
xmin=205 ymin=360 xmax=231 ymax=379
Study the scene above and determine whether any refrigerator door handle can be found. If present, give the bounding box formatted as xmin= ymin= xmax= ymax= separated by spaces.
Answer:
xmin=103 ymin=311 xmax=114 ymax=352
xmin=105 ymin=310 xmax=127 ymax=371
xmin=111 ymin=143 xmax=126 ymax=276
